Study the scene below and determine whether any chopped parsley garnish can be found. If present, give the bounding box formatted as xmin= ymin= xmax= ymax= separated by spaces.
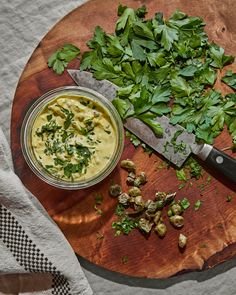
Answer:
xmin=61 ymin=130 xmax=73 ymax=143
xmin=45 ymin=165 xmax=53 ymax=169
xmin=170 ymin=130 xmax=187 ymax=154
xmin=47 ymin=114 xmax=53 ymax=121
xmin=54 ymin=157 xmax=65 ymax=166
xmin=49 ymin=144 xmax=93 ymax=180
xmin=36 ymin=120 xmax=62 ymax=139
xmin=186 ymin=158 xmax=202 ymax=179
xmin=115 ymin=204 xmax=125 ymax=216
xmin=44 ymin=139 xmax=63 ymax=155
xmin=76 ymin=145 xmax=92 ymax=165
xmin=57 ymin=106 xmax=74 ymax=130
xmin=63 ymin=163 xmax=83 ymax=179
xmin=112 ymin=217 xmax=139 ymax=236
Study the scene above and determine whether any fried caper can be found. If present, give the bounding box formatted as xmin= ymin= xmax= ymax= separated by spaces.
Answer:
xmin=169 ymin=215 xmax=184 ymax=228
xmin=109 ymin=184 xmax=122 ymax=197
xmin=167 ymin=209 xmax=173 ymax=217
xmin=118 ymin=193 xmax=130 ymax=206
xmin=156 ymin=200 xmax=165 ymax=210
xmin=139 ymin=172 xmax=147 ymax=184
xmin=145 ymin=211 xmax=155 ymax=220
xmin=133 ymin=178 xmax=141 ymax=187
xmin=155 ymin=222 xmax=167 ymax=237
xmin=139 ymin=218 xmax=153 ymax=233
xmin=126 ymin=172 xmax=136 ymax=185
xmin=128 ymin=187 xmax=141 ymax=197
xmin=155 ymin=192 xmax=167 ymax=201
xmin=178 ymin=233 xmax=187 ymax=248
xmin=164 ymin=192 xmax=176 ymax=204
xmin=153 ymin=211 xmax=162 ymax=224
xmin=120 ymin=159 xmax=136 ymax=172
xmin=146 ymin=200 xmax=158 ymax=213
xmin=134 ymin=172 xmax=147 ymax=187
xmin=171 ymin=204 xmax=182 ymax=215
xmin=134 ymin=195 xmax=145 ymax=207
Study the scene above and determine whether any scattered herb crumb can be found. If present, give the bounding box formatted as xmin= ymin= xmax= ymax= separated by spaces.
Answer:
xmin=96 ymin=232 xmax=104 ymax=240
xmin=94 ymin=193 xmax=104 ymax=216
xmin=155 ymin=161 xmax=169 ymax=170
xmin=115 ymin=204 xmax=125 ymax=216
xmin=194 ymin=200 xmax=203 ymax=211
xmin=206 ymin=176 xmax=212 ymax=184
xmin=176 ymin=169 xmax=187 ymax=182
xmin=199 ymin=243 xmax=208 ymax=248
xmin=94 ymin=193 xmax=103 ymax=205
xmin=126 ymin=131 xmax=153 ymax=155
xmin=178 ymin=183 xmax=186 ymax=190
xmin=121 ymin=255 xmax=129 ymax=264
xmin=226 ymin=195 xmax=232 ymax=202
xmin=112 ymin=217 xmax=139 ymax=236
xmin=216 ymin=223 xmax=224 ymax=230
xmin=94 ymin=205 xmax=103 ymax=216
xmin=180 ymin=197 xmax=190 ymax=210
xmin=197 ymin=183 xmax=206 ymax=195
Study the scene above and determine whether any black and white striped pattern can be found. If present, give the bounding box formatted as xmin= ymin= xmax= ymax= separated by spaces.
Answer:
xmin=0 ymin=204 xmax=71 ymax=295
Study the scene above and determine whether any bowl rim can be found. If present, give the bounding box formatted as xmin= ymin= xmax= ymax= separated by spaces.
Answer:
xmin=20 ymin=85 xmax=124 ymax=190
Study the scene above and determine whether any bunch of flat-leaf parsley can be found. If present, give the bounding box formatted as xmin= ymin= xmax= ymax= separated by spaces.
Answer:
xmin=79 ymin=5 xmax=236 ymax=147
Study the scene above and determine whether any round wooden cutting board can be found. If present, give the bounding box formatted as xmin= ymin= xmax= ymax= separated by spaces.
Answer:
xmin=11 ymin=0 xmax=236 ymax=279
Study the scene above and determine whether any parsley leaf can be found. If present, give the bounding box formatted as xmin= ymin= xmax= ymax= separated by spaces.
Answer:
xmin=208 ymin=44 xmax=234 ymax=69
xmin=221 ymin=70 xmax=236 ymax=90
xmin=48 ymin=44 xmax=80 ymax=75
xmin=170 ymin=76 xmax=193 ymax=98
xmin=112 ymin=98 xmax=133 ymax=119
xmin=131 ymin=40 xmax=146 ymax=61
xmin=136 ymin=112 xmax=163 ymax=137
xmin=154 ymin=24 xmax=178 ymax=51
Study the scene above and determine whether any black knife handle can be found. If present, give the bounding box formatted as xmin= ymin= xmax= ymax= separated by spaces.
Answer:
xmin=205 ymin=147 xmax=236 ymax=183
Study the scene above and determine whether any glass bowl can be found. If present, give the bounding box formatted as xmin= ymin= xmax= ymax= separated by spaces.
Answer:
xmin=21 ymin=86 xmax=124 ymax=190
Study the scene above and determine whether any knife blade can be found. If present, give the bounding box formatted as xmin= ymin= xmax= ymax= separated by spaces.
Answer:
xmin=67 ymin=69 xmax=236 ymax=183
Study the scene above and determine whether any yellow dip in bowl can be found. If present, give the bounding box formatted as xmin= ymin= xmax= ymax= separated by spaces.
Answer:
xmin=21 ymin=87 xmax=124 ymax=189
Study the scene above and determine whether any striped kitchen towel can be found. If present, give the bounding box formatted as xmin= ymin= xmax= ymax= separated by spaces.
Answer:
xmin=0 ymin=127 xmax=93 ymax=295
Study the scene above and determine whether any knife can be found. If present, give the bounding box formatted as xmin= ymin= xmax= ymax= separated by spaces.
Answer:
xmin=67 ymin=69 xmax=236 ymax=183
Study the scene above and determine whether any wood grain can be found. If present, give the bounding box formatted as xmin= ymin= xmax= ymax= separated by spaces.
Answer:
xmin=11 ymin=0 xmax=236 ymax=278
